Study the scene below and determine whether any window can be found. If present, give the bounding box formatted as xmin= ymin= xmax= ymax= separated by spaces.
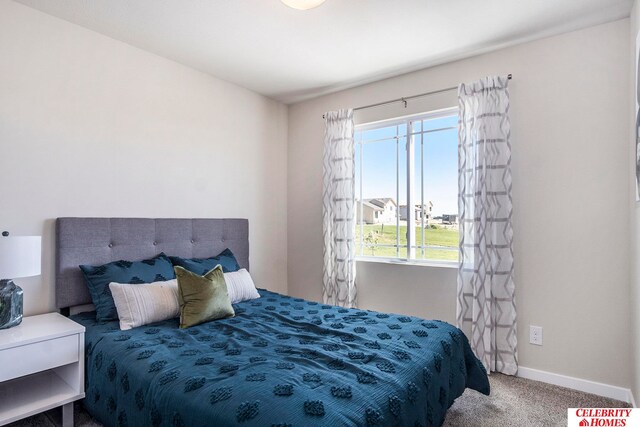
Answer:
xmin=354 ymin=107 xmax=459 ymax=263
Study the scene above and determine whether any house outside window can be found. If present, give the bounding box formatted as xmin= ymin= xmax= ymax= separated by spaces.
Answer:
xmin=354 ymin=107 xmax=459 ymax=264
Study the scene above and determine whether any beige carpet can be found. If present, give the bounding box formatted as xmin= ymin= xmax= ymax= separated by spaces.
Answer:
xmin=443 ymin=373 xmax=631 ymax=427
xmin=9 ymin=374 xmax=631 ymax=427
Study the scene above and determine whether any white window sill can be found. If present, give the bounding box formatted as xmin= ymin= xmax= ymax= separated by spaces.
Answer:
xmin=355 ymin=256 xmax=458 ymax=269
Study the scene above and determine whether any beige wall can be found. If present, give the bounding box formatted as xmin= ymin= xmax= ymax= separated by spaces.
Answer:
xmin=0 ymin=1 xmax=288 ymax=315
xmin=289 ymin=19 xmax=631 ymax=388
xmin=630 ymin=0 xmax=640 ymax=403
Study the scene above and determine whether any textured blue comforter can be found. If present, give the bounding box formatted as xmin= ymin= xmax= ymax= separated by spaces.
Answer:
xmin=72 ymin=289 xmax=489 ymax=427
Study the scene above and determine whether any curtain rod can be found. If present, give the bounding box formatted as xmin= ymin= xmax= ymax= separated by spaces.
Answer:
xmin=322 ymin=74 xmax=512 ymax=119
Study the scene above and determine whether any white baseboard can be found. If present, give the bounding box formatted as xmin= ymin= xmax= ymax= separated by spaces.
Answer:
xmin=517 ymin=366 xmax=634 ymax=406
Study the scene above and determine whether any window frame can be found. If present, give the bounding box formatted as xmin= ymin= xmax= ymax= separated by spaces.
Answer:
xmin=354 ymin=106 xmax=459 ymax=267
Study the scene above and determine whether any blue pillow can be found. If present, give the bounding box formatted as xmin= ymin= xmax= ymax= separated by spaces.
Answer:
xmin=169 ymin=248 xmax=240 ymax=275
xmin=80 ymin=253 xmax=175 ymax=322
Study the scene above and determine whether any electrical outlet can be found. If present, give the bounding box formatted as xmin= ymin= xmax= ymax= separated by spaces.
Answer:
xmin=529 ymin=325 xmax=543 ymax=346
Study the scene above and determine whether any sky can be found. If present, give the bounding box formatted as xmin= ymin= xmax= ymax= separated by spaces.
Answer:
xmin=355 ymin=114 xmax=458 ymax=217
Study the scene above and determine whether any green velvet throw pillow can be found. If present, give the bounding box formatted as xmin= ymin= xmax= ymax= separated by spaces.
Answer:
xmin=174 ymin=265 xmax=234 ymax=329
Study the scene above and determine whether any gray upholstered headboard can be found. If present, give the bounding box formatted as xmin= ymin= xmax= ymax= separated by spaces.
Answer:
xmin=55 ymin=218 xmax=249 ymax=310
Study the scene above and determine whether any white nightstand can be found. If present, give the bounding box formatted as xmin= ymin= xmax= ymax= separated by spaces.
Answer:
xmin=0 ymin=313 xmax=85 ymax=427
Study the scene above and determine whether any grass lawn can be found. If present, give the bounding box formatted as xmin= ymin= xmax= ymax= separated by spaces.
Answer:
xmin=355 ymin=224 xmax=459 ymax=261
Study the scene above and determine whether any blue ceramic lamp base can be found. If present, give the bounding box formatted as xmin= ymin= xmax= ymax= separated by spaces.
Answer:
xmin=0 ymin=279 xmax=23 ymax=329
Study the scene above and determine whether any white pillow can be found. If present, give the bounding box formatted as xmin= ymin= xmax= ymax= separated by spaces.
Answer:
xmin=109 ymin=279 xmax=179 ymax=330
xmin=224 ymin=269 xmax=260 ymax=303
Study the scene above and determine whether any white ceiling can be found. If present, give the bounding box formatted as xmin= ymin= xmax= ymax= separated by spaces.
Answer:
xmin=15 ymin=0 xmax=632 ymax=103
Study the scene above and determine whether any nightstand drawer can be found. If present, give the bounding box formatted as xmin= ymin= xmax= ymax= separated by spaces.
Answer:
xmin=0 ymin=334 xmax=78 ymax=382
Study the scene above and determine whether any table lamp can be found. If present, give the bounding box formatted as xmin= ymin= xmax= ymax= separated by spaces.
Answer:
xmin=0 ymin=232 xmax=41 ymax=329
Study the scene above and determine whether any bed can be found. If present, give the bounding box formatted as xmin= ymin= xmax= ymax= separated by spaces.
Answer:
xmin=56 ymin=217 xmax=489 ymax=427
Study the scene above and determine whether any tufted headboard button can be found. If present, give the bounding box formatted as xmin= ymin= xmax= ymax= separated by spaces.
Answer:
xmin=153 ymin=242 xmax=157 ymax=246
xmin=108 ymin=243 xmax=113 ymax=248
xmin=190 ymin=239 xmax=195 ymax=244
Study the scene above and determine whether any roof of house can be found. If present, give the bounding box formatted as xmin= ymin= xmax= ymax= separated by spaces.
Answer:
xmin=363 ymin=198 xmax=397 ymax=208
xmin=399 ymin=202 xmax=433 ymax=209
xmin=360 ymin=201 xmax=383 ymax=211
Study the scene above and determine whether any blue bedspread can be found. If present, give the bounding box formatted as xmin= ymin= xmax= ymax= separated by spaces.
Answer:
xmin=72 ymin=289 xmax=489 ymax=427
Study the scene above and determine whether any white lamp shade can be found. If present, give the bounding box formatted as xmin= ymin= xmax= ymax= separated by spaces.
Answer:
xmin=0 ymin=236 xmax=41 ymax=279
xmin=281 ymin=0 xmax=326 ymax=10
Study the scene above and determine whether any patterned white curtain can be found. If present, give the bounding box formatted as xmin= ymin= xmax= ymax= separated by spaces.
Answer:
xmin=322 ymin=109 xmax=357 ymax=308
xmin=456 ymin=76 xmax=517 ymax=375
